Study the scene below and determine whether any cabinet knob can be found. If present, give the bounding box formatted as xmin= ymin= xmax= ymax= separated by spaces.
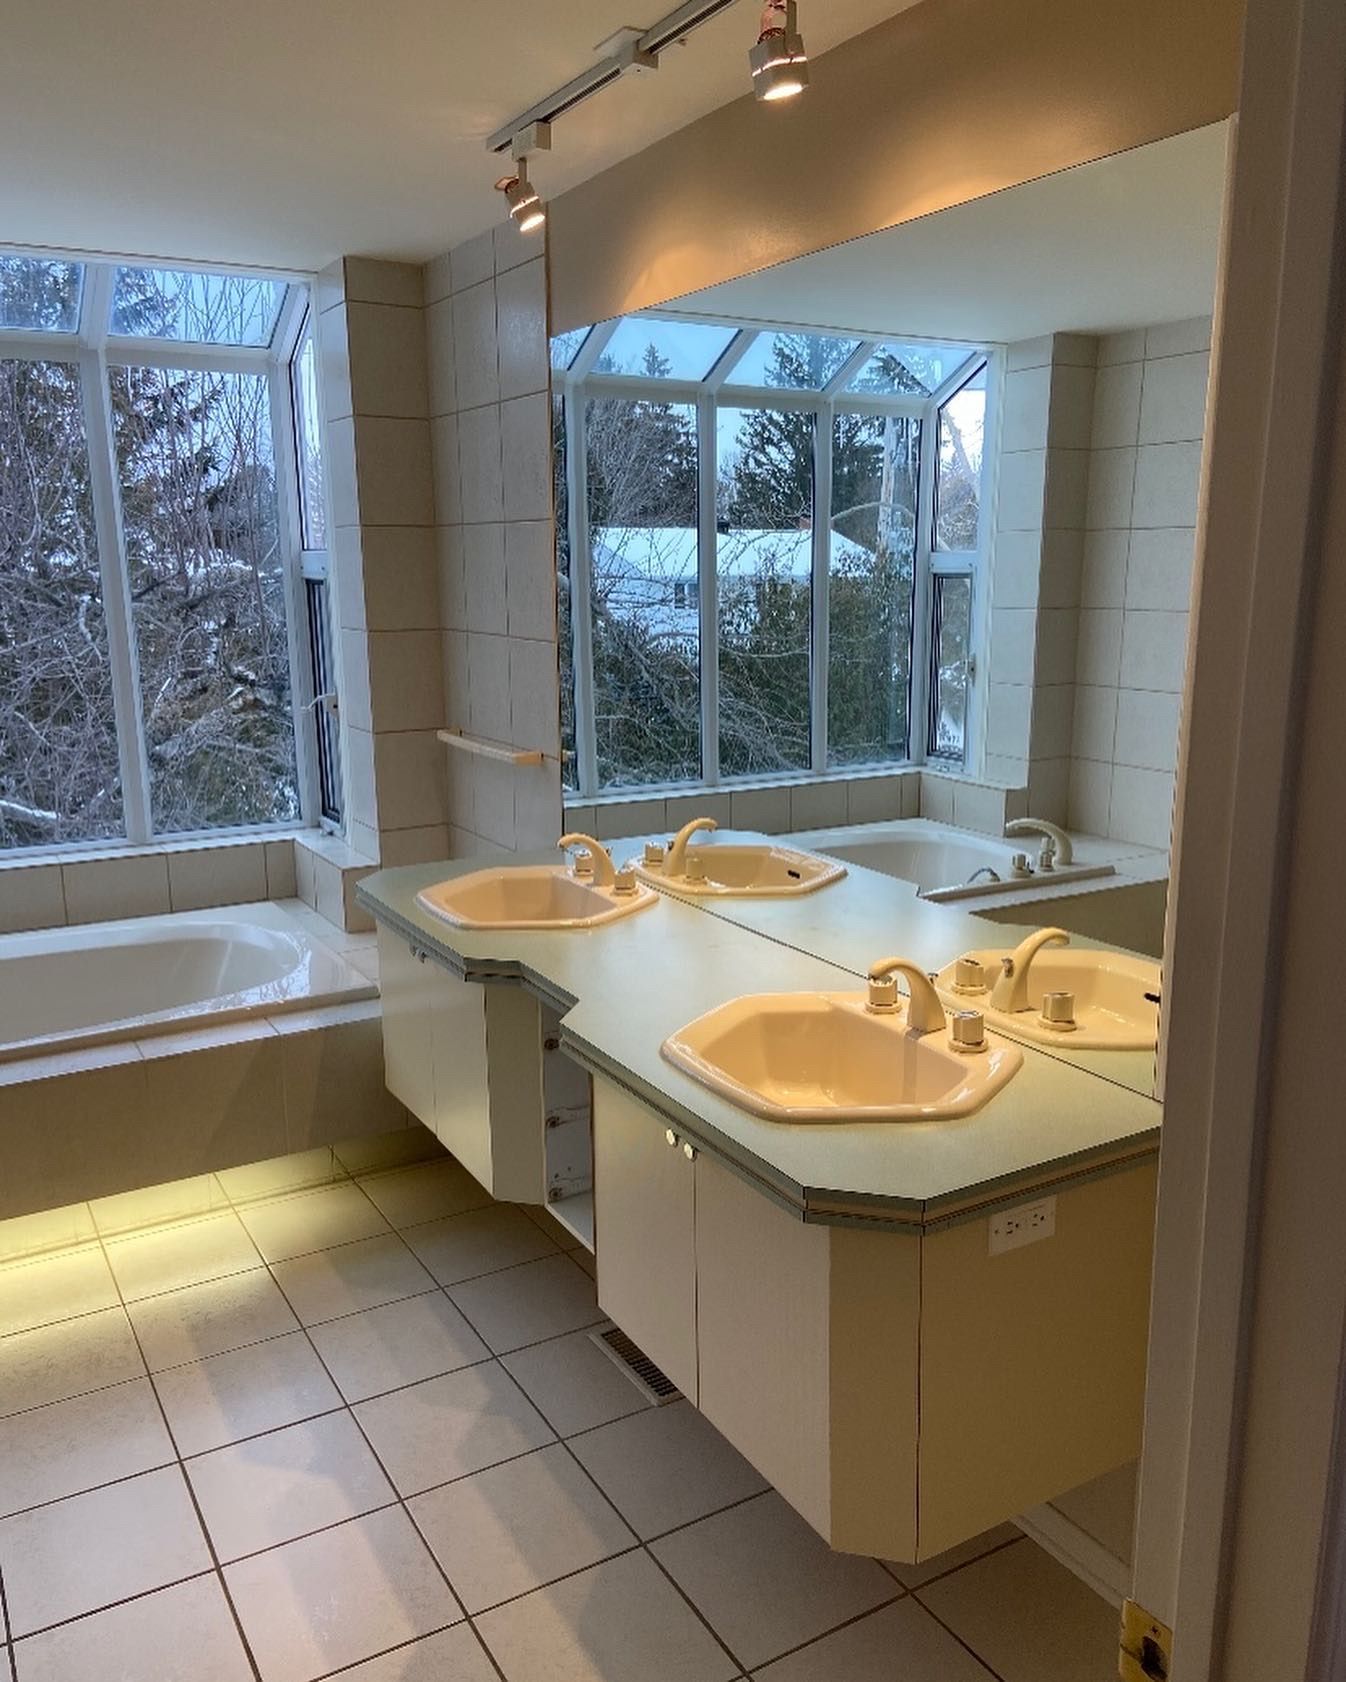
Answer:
xmin=665 ymin=1128 xmax=680 ymax=1149
xmin=683 ymin=1142 xmax=698 ymax=1162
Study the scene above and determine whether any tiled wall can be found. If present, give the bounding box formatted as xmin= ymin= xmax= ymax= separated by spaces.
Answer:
xmin=986 ymin=333 xmax=1096 ymax=824
xmin=425 ymin=225 xmax=564 ymax=855
xmin=564 ymin=771 xmax=923 ymax=843
xmin=317 ymin=259 xmax=449 ymax=870
xmin=1068 ymin=318 xmax=1210 ymax=849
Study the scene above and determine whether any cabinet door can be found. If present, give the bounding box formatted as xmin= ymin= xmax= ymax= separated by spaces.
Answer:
xmin=376 ymin=927 xmax=436 ymax=1124
xmin=592 ymin=1079 xmax=698 ymax=1403
xmin=428 ymin=966 xmax=491 ymax=1188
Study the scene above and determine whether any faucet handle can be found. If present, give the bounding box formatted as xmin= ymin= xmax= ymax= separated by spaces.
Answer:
xmin=868 ymin=973 xmax=900 ymax=1013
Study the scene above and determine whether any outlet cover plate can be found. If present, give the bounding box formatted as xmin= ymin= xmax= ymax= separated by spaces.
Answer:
xmin=989 ymin=1195 xmax=1057 ymax=1255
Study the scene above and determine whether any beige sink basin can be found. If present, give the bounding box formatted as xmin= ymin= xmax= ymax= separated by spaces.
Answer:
xmin=662 ymin=992 xmax=1022 ymax=1123
xmin=417 ymin=866 xmax=658 ymax=931
xmin=637 ymin=843 xmax=846 ymax=897
xmin=934 ymin=948 xmax=1160 ymax=1050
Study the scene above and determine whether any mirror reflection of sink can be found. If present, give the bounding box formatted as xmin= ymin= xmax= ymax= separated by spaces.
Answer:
xmin=417 ymin=866 xmax=658 ymax=931
xmin=662 ymin=993 xmax=1022 ymax=1123
xmin=934 ymin=947 xmax=1160 ymax=1050
xmin=637 ymin=842 xmax=846 ymax=897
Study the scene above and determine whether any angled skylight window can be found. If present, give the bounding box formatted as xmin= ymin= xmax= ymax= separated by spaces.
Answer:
xmin=730 ymin=330 xmax=862 ymax=391
xmin=0 ymin=256 xmax=84 ymax=332
xmin=598 ymin=317 xmax=737 ymax=381
xmin=550 ymin=326 xmax=592 ymax=371
xmin=109 ymin=265 xmax=288 ymax=347
xmin=847 ymin=341 xmax=977 ymax=397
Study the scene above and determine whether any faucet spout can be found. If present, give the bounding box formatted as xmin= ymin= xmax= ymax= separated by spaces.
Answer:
xmin=989 ymin=928 xmax=1071 ymax=1013
xmin=1004 ymin=818 xmax=1074 ymax=868
xmin=667 ymin=816 xmax=718 ymax=877
xmin=867 ymin=957 xmax=947 ymax=1035
xmin=557 ymin=833 xmax=617 ymax=888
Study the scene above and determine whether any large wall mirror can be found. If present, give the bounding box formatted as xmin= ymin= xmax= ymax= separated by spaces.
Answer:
xmin=549 ymin=121 xmax=1229 ymax=1105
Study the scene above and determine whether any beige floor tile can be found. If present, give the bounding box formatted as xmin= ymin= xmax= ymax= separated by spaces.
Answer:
xmin=332 ymin=1126 xmax=445 ymax=1177
xmin=752 ymin=1597 xmax=996 ymax=1681
xmin=883 ymin=1522 xmax=1023 ymax=1589
xmin=570 ymin=1246 xmax=597 ymax=1279
xmin=0 ymin=1246 xmax=119 ymax=1337
xmin=447 ymin=1254 xmax=603 ymax=1354
xmin=309 ymin=1292 xmax=489 ymax=1403
xmin=334 ymin=1625 xmax=500 ymax=1681
xmin=0 ymin=1466 xmax=211 ymax=1636
xmin=0 ymin=1304 xmax=143 ymax=1417
xmin=106 ymin=1214 xmax=261 ymax=1302
xmin=0 ymin=1376 xmax=174 ymax=1516
xmin=355 ymin=1363 xmax=554 ymax=1496
xmin=476 ymin=1550 xmax=738 ymax=1682
xmin=187 ymin=1409 xmax=393 ymax=1561
xmin=154 ymin=1330 xmax=342 ymax=1457
xmin=357 ymin=1159 xmax=493 ymax=1229
xmin=652 ymin=1491 xmax=898 ymax=1671
xmin=225 ymin=1507 xmax=462 ymax=1682
xmin=128 ymin=1269 xmax=299 ymax=1371
xmin=12 ymin=1572 xmax=254 ymax=1682
xmin=90 ymin=1176 xmax=230 ymax=1239
xmin=521 ymin=1203 xmax=584 ymax=1251
xmin=918 ymin=1536 xmax=1122 ymax=1682
xmin=501 ymin=1325 xmax=652 ymax=1437
xmin=403 ymin=1205 xmax=558 ymax=1286
xmin=411 ymin=1442 xmax=635 ymax=1612
xmin=271 ymin=1233 xmax=436 ymax=1326
xmin=237 ymin=1181 xmax=391 ymax=1263
xmin=217 ymin=1147 xmax=344 ymax=1206
xmin=568 ymin=1398 xmax=768 ymax=1540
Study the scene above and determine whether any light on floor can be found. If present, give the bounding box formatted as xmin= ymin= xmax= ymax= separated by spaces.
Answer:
xmin=750 ymin=0 xmax=810 ymax=102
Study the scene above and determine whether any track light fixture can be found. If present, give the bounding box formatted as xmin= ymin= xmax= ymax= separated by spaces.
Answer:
xmin=496 ymin=122 xmax=551 ymax=236
xmin=750 ymin=0 xmax=809 ymax=102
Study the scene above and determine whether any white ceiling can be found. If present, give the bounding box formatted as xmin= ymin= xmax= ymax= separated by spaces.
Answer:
xmin=669 ymin=124 xmax=1230 ymax=343
xmin=0 ymin=0 xmax=916 ymax=275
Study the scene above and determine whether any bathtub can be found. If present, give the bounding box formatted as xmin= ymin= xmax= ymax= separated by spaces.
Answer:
xmin=0 ymin=901 xmax=377 ymax=1062
xmin=792 ymin=818 xmax=1115 ymax=902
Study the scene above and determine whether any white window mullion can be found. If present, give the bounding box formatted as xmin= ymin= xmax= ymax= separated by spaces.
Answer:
xmin=908 ymin=402 xmax=940 ymax=768
xmin=566 ymin=387 xmax=599 ymax=799
xmin=78 ymin=330 xmax=153 ymax=843
xmin=697 ymin=395 xmax=719 ymax=788
xmin=810 ymin=404 xmax=832 ymax=776
xmin=268 ymin=354 xmax=320 ymax=827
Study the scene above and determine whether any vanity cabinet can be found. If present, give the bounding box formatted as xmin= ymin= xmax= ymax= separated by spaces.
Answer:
xmin=376 ymin=927 xmax=590 ymax=1210
xmin=591 ymin=1073 xmax=1156 ymax=1563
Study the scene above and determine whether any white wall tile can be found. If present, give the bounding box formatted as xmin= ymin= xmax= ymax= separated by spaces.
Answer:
xmin=1069 ymin=757 xmax=1115 ymax=837
xmin=430 ymin=414 xmax=461 ymax=528
xmin=845 ymin=776 xmax=907 ymax=826
xmin=985 ymin=684 xmax=1034 ymax=762
xmin=983 ymin=754 xmax=1029 ymax=789
xmin=359 ymin=527 xmax=440 ymax=632
xmin=340 ymin=628 xmax=373 ymax=732
xmin=457 ymin=407 xmax=504 ymax=526
xmin=463 ymin=523 xmax=508 ymax=635
xmin=1034 ymin=609 xmax=1079 ymax=687
xmin=423 ymin=252 xmax=454 ymax=308
xmin=442 ymin=629 xmax=470 ymax=732
xmin=378 ymin=826 xmax=451 ymax=868
xmin=453 ymin=282 xmax=500 ymax=412
xmin=367 ymin=631 xmax=446 ymax=733
xmin=437 ymin=527 xmax=467 ymax=633
xmin=1097 ymin=329 xmax=1146 ymax=367
xmin=989 ymin=610 xmax=1037 ymax=687
xmin=1080 ymin=531 xmax=1130 ymax=609
xmin=493 ymin=219 xmax=536 ymax=276
xmin=1085 ymin=447 xmax=1136 ymax=530
xmin=1031 ymin=686 xmax=1076 ymax=761
xmin=1071 ymin=685 xmax=1119 ymax=761
xmin=509 ymin=638 xmax=562 ymax=757
xmin=1006 ymin=337 xmax=1053 ymax=372
xmin=1001 ymin=366 xmax=1051 ymax=452
xmin=1075 ymin=609 xmax=1124 ymax=688
xmin=496 ymin=261 xmax=548 ymax=403
xmin=501 ymin=395 xmax=552 ymax=523
xmin=466 ymin=633 xmax=512 ymax=742
xmin=333 ymin=526 xmax=366 ymax=631
xmin=919 ymin=775 xmax=956 ymax=823
xmin=1114 ymin=689 xmax=1183 ymax=772
xmin=560 ymin=804 xmax=597 ymax=837
xmin=1145 ymin=316 xmax=1212 ymax=359
xmin=1026 ymin=757 xmax=1070 ymax=825
xmin=372 ymin=732 xmax=447 ymax=833
xmin=1126 ymin=527 xmax=1196 ymax=611
xmin=346 ymin=303 xmax=429 ymax=419
xmin=1119 ymin=609 xmax=1190 ymax=693
xmin=1052 ymin=333 xmax=1098 ymax=369
xmin=1132 ymin=442 xmax=1202 ymax=528
xmin=996 ymin=450 xmax=1047 ymax=531
xmin=1038 ymin=530 xmax=1083 ymax=609
xmin=515 ymin=759 xmax=564 ymax=850
xmin=472 ymin=758 xmax=517 ymax=850
xmin=0 ymin=864 xmax=66 ymax=934
xmin=168 ymin=845 xmax=268 ymax=912
xmin=1109 ymin=765 xmax=1176 ymax=850
xmin=327 ymin=419 xmax=360 ymax=528
xmin=729 ymin=786 xmax=791 ymax=834
xmin=952 ymin=781 xmax=1007 ymax=836
xmin=790 ymin=781 xmax=847 ymax=831
xmin=342 ymin=259 xmax=423 ymax=309
xmin=319 ymin=304 xmax=353 ymax=423
xmin=1139 ymin=352 xmax=1210 ymax=445
xmin=63 ymin=854 xmax=170 ymax=925
xmin=593 ymin=799 xmax=666 ymax=843
xmin=991 ymin=529 xmax=1041 ymax=609
xmin=353 ymin=417 xmax=434 ymax=527
xmin=426 ymin=295 xmax=456 ymax=419
xmin=663 ymin=791 xmax=732 ymax=830
xmin=265 ymin=842 xmax=298 ymax=900
xmin=451 ymin=232 xmax=496 ymax=294
xmin=1044 ymin=449 xmax=1090 ymax=530
xmin=1047 ymin=364 xmax=1096 ymax=449
xmin=1091 ymin=361 xmax=1143 ymax=449
xmin=344 ymin=729 xmax=377 ymax=833
xmin=506 ymin=522 xmax=558 ymax=642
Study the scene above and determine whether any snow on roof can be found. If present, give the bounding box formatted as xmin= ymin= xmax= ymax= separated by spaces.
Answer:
xmin=590 ymin=526 xmax=870 ymax=581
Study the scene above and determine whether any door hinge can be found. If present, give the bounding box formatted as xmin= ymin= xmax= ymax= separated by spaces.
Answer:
xmin=1120 ymin=1599 xmax=1173 ymax=1682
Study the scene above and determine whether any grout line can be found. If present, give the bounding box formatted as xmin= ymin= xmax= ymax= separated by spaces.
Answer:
xmin=9 ymin=1569 xmax=222 ymax=1648
xmin=732 ymin=1587 xmax=908 ymax=1674
xmin=894 ymin=1532 xmax=1026 ymax=1595
xmin=907 ymin=1589 xmax=1012 ymax=1682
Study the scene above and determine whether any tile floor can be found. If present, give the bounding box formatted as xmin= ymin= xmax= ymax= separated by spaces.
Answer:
xmin=0 ymin=1131 xmax=1124 ymax=1682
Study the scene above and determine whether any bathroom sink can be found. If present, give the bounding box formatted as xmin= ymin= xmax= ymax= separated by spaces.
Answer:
xmin=662 ymin=992 xmax=1022 ymax=1123
xmin=417 ymin=866 xmax=658 ymax=931
xmin=934 ymin=947 xmax=1160 ymax=1050
xmin=637 ymin=842 xmax=846 ymax=897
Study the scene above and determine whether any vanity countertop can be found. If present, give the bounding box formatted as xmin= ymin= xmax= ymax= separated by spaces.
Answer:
xmin=358 ymin=851 xmax=1161 ymax=1231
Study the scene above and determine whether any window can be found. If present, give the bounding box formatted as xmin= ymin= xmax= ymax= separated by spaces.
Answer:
xmin=554 ymin=314 xmax=994 ymax=797
xmin=0 ymin=251 xmax=327 ymax=852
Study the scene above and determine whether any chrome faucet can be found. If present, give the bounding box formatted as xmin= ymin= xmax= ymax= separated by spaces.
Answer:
xmin=1005 ymin=817 xmax=1074 ymax=870
xmin=867 ymin=957 xmax=948 ymax=1034
xmin=666 ymin=816 xmax=718 ymax=877
xmin=557 ymin=832 xmax=617 ymax=888
xmin=989 ymin=928 xmax=1070 ymax=1013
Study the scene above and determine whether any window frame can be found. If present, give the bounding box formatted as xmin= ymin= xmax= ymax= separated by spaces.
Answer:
xmin=554 ymin=312 xmax=997 ymax=800
xmin=0 ymin=246 xmax=325 ymax=855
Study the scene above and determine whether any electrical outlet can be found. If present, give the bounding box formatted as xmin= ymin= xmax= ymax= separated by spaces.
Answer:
xmin=988 ymin=1196 xmax=1056 ymax=1255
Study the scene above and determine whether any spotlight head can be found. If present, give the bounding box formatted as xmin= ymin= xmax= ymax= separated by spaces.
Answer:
xmin=496 ymin=156 xmax=546 ymax=235
xmin=750 ymin=0 xmax=809 ymax=102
